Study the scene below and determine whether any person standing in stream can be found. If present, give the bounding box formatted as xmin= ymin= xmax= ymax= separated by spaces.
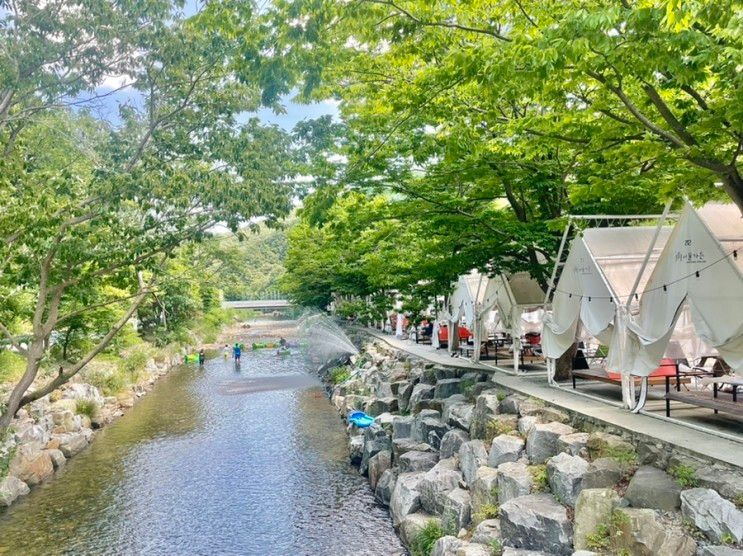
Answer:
xmin=233 ymin=342 xmax=242 ymax=364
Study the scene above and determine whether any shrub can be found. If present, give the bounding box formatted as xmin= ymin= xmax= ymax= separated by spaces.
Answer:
xmin=75 ymin=399 xmax=98 ymax=418
xmin=489 ymin=539 xmax=503 ymax=556
xmin=330 ymin=367 xmax=351 ymax=384
xmin=528 ymin=464 xmax=549 ymax=492
xmin=734 ymin=494 xmax=743 ymax=509
xmin=485 ymin=419 xmax=517 ymax=444
xmin=0 ymin=446 xmax=16 ymax=481
xmin=669 ymin=464 xmax=699 ymax=488
xmin=86 ymin=368 xmax=127 ymax=396
xmin=496 ymin=390 xmax=507 ymax=402
xmin=587 ymin=437 xmax=638 ymax=467
xmin=586 ymin=509 xmax=630 ymax=553
xmin=474 ymin=503 xmax=500 ymax=522
xmin=409 ymin=521 xmax=444 ymax=556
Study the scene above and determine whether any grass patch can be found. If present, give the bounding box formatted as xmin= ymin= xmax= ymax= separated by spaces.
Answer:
xmin=489 ymin=539 xmax=503 ymax=556
xmin=473 ymin=503 xmax=500 ymax=523
xmin=409 ymin=521 xmax=444 ymax=556
xmin=0 ymin=350 xmax=26 ymax=384
xmin=586 ymin=509 xmax=630 ymax=553
xmin=528 ymin=464 xmax=549 ymax=493
xmin=75 ymin=399 xmax=98 ymax=418
xmin=668 ymin=464 xmax=699 ymax=488
xmin=734 ymin=494 xmax=743 ymax=509
xmin=587 ymin=436 xmax=638 ymax=467
xmin=461 ymin=378 xmax=476 ymax=400
xmin=330 ymin=366 xmax=351 ymax=384
xmin=485 ymin=419 xmax=518 ymax=444
xmin=496 ymin=390 xmax=507 ymax=402
xmin=0 ymin=446 xmax=16 ymax=481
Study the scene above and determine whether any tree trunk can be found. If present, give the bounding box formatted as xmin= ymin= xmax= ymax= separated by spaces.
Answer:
xmin=0 ymin=340 xmax=44 ymax=433
xmin=553 ymin=342 xmax=578 ymax=382
xmin=723 ymin=169 xmax=743 ymax=216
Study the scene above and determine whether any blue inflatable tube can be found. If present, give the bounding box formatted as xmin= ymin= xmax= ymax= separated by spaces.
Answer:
xmin=347 ymin=410 xmax=375 ymax=428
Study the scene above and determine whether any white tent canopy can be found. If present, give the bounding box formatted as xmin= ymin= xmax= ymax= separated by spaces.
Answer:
xmin=542 ymin=225 xmax=673 ymax=382
xmin=626 ymin=202 xmax=743 ymax=376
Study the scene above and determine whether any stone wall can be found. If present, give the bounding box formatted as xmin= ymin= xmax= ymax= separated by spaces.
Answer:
xmin=0 ymin=354 xmax=182 ymax=509
xmin=329 ymin=337 xmax=743 ymax=556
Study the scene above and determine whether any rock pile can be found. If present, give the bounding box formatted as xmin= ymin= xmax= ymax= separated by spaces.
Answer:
xmin=330 ymin=339 xmax=743 ymax=556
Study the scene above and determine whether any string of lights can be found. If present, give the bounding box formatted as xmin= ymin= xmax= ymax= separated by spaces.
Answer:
xmin=552 ymin=248 xmax=739 ymax=302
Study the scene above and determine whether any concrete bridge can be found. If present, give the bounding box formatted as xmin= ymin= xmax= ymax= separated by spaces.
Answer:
xmin=222 ymin=299 xmax=292 ymax=310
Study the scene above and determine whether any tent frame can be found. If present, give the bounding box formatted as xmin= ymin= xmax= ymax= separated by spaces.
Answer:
xmin=543 ymin=204 xmax=675 ymax=409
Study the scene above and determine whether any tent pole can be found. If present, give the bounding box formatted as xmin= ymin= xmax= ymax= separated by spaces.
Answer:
xmin=545 ymin=218 xmax=573 ymax=308
xmin=626 ymin=201 xmax=672 ymax=309
xmin=514 ymin=336 xmax=521 ymax=373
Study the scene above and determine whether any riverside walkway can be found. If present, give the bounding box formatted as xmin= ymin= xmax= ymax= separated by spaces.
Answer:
xmin=364 ymin=328 xmax=743 ymax=470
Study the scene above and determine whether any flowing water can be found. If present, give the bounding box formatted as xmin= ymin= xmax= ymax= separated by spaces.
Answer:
xmin=0 ymin=321 xmax=404 ymax=556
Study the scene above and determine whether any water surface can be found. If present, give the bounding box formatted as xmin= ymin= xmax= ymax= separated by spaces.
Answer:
xmin=0 ymin=333 xmax=404 ymax=556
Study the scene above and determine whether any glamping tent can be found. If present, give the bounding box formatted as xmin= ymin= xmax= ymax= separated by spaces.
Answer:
xmin=448 ymin=270 xmax=547 ymax=368
xmin=626 ymin=202 xmax=743 ymax=378
xmin=542 ymin=224 xmax=673 ymax=402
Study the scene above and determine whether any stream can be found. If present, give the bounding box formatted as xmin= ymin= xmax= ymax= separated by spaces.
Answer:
xmin=0 ymin=321 xmax=404 ymax=555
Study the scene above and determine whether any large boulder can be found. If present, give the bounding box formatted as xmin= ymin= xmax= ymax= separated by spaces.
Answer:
xmin=432 ymin=536 xmax=466 ymax=556
xmin=440 ymin=429 xmax=470 ymax=459
xmin=359 ymin=426 xmax=392 ymax=475
xmin=369 ymin=450 xmax=391 ymax=490
xmin=419 ymin=458 xmax=462 ymax=516
xmin=398 ymin=381 xmax=416 ymax=413
xmin=365 ymin=397 xmax=398 ymax=417
xmin=613 ymin=508 xmax=697 ymax=556
xmin=399 ymin=451 xmax=440 ymax=473
xmin=695 ymin=466 xmax=743 ymax=501
xmin=393 ymin=415 xmax=414 ymax=439
xmin=392 ymin=438 xmax=434 ymax=463
xmin=488 ymin=435 xmax=525 ymax=468
xmin=557 ymin=432 xmax=589 ymax=456
xmin=349 ymin=435 xmax=364 ymax=465
xmin=0 ymin=476 xmax=30 ymax=507
xmin=699 ymin=547 xmax=743 ymax=556
xmin=412 ymin=410 xmax=448 ymax=444
xmin=581 ymin=457 xmax=624 ymax=489
xmin=409 ymin=384 xmax=436 ymax=411
xmin=680 ymin=488 xmax=743 ymax=544
xmin=375 ymin=468 xmax=398 ymax=506
xmin=526 ymin=422 xmax=575 ymax=464
xmin=497 ymin=462 xmax=533 ymax=504
xmin=469 ymin=392 xmax=501 ymax=440
xmin=435 ymin=379 xmax=464 ymax=399
xmin=625 ymin=466 xmax=681 ymax=511
xmin=547 ymin=452 xmax=588 ymax=507
xmin=8 ymin=444 xmax=54 ymax=486
xmin=499 ymin=395 xmax=524 ymax=415
xmin=471 ymin=466 xmax=499 ymax=515
xmin=458 ymin=440 xmax=489 ymax=485
xmin=51 ymin=410 xmax=81 ymax=434
xmin=456 ymin=544 xmax=491 ymax=556
xmin=399 ymin=512 xmax=441 ymax=547
xmin=446 ymin=403 xmax=475 ymax=432
xmin=517 ymin=416 xmax=541 ymax=436
xmin=471 ymin=519 xmax=500 ymax=544
xmin=500 ymin=494 xmax=573 ymax=555
xmin=442 ymin=487 xmax=472 ymax=532
xmin=63 ymin=383 xmax=104 ymax=404
xmin=390 ymin=472 xmax=425 ymax=526
xmin=45 ymin=448 xmax=66 ymax=470
xmin=573 ymin=488 xmax=620 ymax=550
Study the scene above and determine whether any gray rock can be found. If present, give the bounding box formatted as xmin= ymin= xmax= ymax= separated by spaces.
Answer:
xmin=586 ymin=432 xmax=634 ymax=459
xmin=432 ymin=536 xmax=466 ymax=556
xmin=375 ymin=381 xmax=394 ymax=398
xmin=517 ymin=416 xmax=540 ymax=436
xmin=488 ymin=435 xmax=525 ymax=468
xmin=428 ymin=430 xmax=444 ymax=451
xmin=625 ymin=466 xmax=681 ymax=511
xmin=695 ymin=467 xmax=743 ymax=501
xmin=375 ymin=468 xmax=398 ymax=506
xmin=349 ymin=435 xmax=364 ymax=465
xmin=615 ymin=507 xmax=697 ymax=556
xmin=399 ymin=381 xmax=416 ymax=413
xmin=699 ymin=547 xmax=743 ymax=556
xmin=581 ymin=457 xmax=624 ymax=489
xmin=573 ymin=488 xmax=620 ymax=550
xmin=392 ymin=415 xmax=413 ymax=440
xmin=471 ymin=466 xmax=499 ymax=514
xmin=409 ymin=383 xmax=436 ymax=410
xmin=399 ymin=512 xmax=441 ymax=547
xmin=456 ymin=544 xmax=491 ymax=556
xmin=458 ymin=440 xmax=489 ymax=485
xmin=390 ymin=472 xmax=425 ymax=526
xmin=497 ymin=462 xmax=532 ymax=504
xmin=442 ymin=488 xmax=472 ymax=531
xmin=471 ymin=518 xmax=500 ymax=544
xmin=63 ymin=383 xmax=104 ymax=404
xmin=0 ymin=476 xmax=30 ymax=507
xmin=45 ymin=448 xmax=66 ymax=470
xmin=412 ymin=410 xmax=448 ymax=443
xmin=369 ymin=450 xmax=391 ymax=490
xmin=469 ymin=392 xmax=501 ymax=440
xmin=502 ymin=549 xmax=552 ymax=556
xmin=446 ymin=403 xmax=474 ymax=432
xmin=571 ymin=552 xmax=599 ymax=556
xmin=557 ymin=432 xmax=589 ymax=456
xmin=499 ymin=395 xmax=524 ymax=415
xmin=680 ymin=488 xmax=743 ymax=543
xmin=526 ymin=422 xmax=575 ymax=464
xmin=435 ymin=379 xmax=464 ymax=399
xmin=392 ymin=437 xmax=434 ymax=460
xmin=636 ymin=441 xmax=669 ymax=466
xmin=500 ymin=494 xmax=573 ymax=555
xmin=419 ymin=458 xmax=463 ymax=516
xmin=399 ymin=450 xmax=440 ymax=473
xmin=9 ymin=444 xmax=54 ymax=485
xmin=360 ymin=427 xmax=392 ymax=475
xmin=547 ymin=452 xmax=588 ymax=507
xmin=440 ymin=429 xmax=470 ymax=460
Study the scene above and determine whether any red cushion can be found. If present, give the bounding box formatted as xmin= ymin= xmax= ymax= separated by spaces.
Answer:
xmin=606 ymin=358 xmax=677 ymax=381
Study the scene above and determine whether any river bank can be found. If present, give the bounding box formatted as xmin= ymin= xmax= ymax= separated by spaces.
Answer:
xmin=328 ymin=331 xmax=743 ymax=556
